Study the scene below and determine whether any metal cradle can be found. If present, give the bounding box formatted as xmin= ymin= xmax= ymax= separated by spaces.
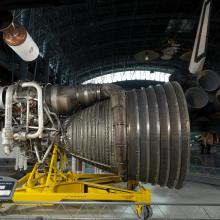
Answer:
xmin=10 ymin=145 xmax=151 ymax=219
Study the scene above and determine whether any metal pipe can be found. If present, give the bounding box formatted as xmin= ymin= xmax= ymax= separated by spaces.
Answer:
xmin=45 ymin=85 xmax=77 ymax=113
xmin=14 ymin=82 xmax=44 ymax=140
xmin=68 ymin=152 xmax=113 ymax=170
xmin=12 ymin=201 xmax=220 ymax=206
xmin=45 ymin=84 xmax=122 ymax=114
xmin=41 ymin=142 xmax=54 ymax=163
xmin=34 ymin=144 xmax=41 ymax=163
xmin=13 ymin=201 xmax=149 ymax=205
xmin=2 ymin=85 xmax=15 ymax=155
xmin=25 ymin=89 xmax=30 ymax=132
xmin=0 ymin=86 xmax=7 ymax=109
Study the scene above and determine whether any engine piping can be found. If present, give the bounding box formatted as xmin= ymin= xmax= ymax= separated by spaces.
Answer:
xmin=2 ymin=85 xmax=15 ymax=155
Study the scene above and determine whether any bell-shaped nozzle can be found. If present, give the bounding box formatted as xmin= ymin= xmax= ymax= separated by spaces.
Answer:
xmin=185 ymin=87 xmax=208 ymax=109
xmin=197 ymin=70 xmax=220 ymax=92
xmin=0 ymin=11 xmax=39 ymax=62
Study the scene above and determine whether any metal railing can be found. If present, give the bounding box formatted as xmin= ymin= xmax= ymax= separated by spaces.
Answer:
xmin=0 ymin=201 xmax=220 ymax=220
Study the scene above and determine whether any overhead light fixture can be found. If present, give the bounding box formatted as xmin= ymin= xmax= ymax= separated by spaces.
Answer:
xmin=0 ymin=11 xmax=39 ymax=62
xmin=134 ymin=50 xmax=160 ymax=62
xmin=145 ymin=52 xmax=149 ymax=61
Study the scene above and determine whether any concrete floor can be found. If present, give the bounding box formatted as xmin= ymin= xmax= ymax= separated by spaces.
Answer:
xmin=149 ymin=181 xmax=220 ymax=219
xmin=0 ymin=181 xmax=220 ymax=219
xmin=151 ymin=181 xmax=220 ymax=204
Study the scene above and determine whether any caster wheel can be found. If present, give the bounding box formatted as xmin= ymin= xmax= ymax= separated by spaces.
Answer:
xmin=142 ymin=206 xmax=153 ymax=220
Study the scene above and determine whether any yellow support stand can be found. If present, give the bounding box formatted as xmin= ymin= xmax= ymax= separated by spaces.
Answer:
xmin=12 ymin=145 xmax=152 ymax=219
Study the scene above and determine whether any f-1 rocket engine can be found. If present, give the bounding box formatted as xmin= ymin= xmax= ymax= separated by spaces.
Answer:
xmin=0 ymin=81 xmax=190 ymax=189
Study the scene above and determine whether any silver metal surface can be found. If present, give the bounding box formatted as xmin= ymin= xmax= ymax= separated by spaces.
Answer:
xmin=45 ymin=84 xmax=122 ymax=114
xmin=66 ymin=99 xmax=116 ymax=171
xmin=0 ymin=86 xmax=6 ymax=109
xmin=111 ymin=92 xmax=127 ymax=177
xmin=145 ymin=86 xmax=160 ymax=185
xmin=136 ymin=88 xmax=150 ymax=183
xmin=20 ymin=82 xmax=44 ymax=140
xmin=65 ymin=82 xmax=190 ymax=189
xmin=127 ymin=90 xmax=140 ymax=180
xmin=163 ymin=82 xmax=182 ymax=188
xmin=172 ymin=82 xmax=190 ymax=189
xmin=154 ymin=85 xmax=170 ymax=187
xmin=2 ymin=85 xmax=15 ymax=155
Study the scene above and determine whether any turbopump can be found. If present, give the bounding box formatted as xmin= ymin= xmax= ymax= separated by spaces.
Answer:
xmin=0 ymin=81 xmax=190 ymax=189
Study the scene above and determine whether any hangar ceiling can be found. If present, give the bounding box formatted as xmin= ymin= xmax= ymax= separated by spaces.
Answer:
xmin=0 ymin=0 xmax=220 ymax=85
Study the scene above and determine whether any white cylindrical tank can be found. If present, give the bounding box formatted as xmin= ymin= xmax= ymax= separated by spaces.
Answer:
xmin=0 ymin=11 xmax=39 ymax=62
xmin=3 ymin=24 xmax=39 ymax=62
xmin=8 ymin=32 xmax=39 ymax=62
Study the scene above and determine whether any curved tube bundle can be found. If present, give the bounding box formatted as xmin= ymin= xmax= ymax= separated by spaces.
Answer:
xmin=66 ymin=82 xmax=190 ymax=189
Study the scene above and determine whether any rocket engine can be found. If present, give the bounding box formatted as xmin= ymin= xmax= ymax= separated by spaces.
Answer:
xmin=0 ymin=81 xmax=190 ymax=189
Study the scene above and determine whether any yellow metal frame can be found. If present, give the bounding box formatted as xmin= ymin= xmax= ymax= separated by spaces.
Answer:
xmin=12 ymin=145 xmax=151 ymax=217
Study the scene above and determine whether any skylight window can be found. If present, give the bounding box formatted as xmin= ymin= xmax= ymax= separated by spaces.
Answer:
xmin=82 ymin=70 xmax=171 ymax=84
